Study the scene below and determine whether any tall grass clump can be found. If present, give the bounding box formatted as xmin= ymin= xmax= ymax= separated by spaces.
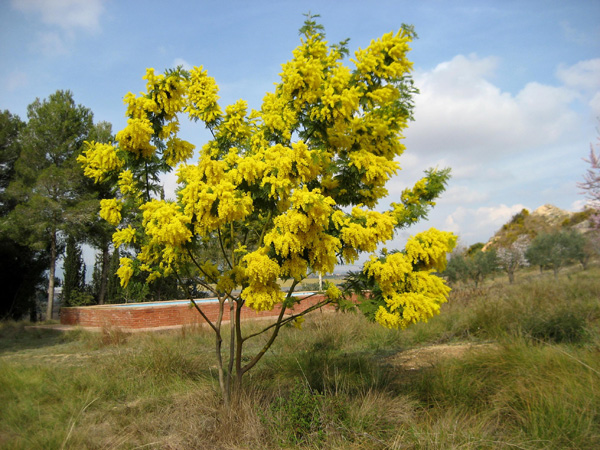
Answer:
xmin=439 ymin=268 xmax=600 ymax=344
xmin=405 ymin=338 xmax=600 ymax=449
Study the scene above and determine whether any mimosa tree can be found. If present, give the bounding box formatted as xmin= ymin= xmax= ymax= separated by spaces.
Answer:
xmin=78 ymin=16 xmax=456 ymax=404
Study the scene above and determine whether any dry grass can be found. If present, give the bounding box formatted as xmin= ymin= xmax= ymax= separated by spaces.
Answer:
xmin=1 ymin=266 xmax=599 ymax=449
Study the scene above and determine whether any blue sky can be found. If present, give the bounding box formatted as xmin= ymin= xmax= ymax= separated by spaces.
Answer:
xmin=1 ymin=0 xmax=599 ymax=266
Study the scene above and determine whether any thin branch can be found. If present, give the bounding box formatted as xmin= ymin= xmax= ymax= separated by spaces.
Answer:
xmin=240 ymin=280 xmax=330 ymax=376
xmin=173 ymin=268 xmax=217 ymax=333
xmin=227 ymin=297 xmax=236 ymax=395
xmin=186 ymin=248 xmax=219 ymax=288
xmin=243 ymin=297 xmax=332 ymax=341
xmin=217 ymin=227 xmax=234 ymax=270
xmin=257 ymin=210 xmax=272 ymax=248
xmin=240 ymin=301 xmax=288 ymax=376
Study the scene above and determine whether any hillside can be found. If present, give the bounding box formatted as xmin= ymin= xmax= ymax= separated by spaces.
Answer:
xmin=483 ymin=204 xmax=597 ymax=250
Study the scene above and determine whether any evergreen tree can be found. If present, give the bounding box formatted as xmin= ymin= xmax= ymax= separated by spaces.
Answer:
xmin=0 ymin=110 xmax=48 ymax=320
xmin=62 ymin=234 xmax=87 ymax=306
xmin=105 ymin=247 xmax=123 ymax=303
xmin=4 ymin=91 xmax=96 ymax=319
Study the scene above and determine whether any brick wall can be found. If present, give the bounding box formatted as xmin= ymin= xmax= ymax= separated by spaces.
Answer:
xmin=60 ymin=294 xmax=337 ymax=330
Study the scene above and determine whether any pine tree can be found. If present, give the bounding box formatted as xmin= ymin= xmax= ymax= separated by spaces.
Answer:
xmin=0 ymin=110 xmax=48 ymax=320
xmin=62 ymin=234 xmax=86 ymax=306
xmin=4 ymin=91 xmax=96 ymax=319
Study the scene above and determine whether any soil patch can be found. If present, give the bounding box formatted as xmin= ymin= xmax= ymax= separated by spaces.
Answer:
xmin=388 ymin=342 xmax=497 ymax=370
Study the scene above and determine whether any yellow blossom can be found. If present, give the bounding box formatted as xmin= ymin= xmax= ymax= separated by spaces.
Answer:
xmin=118 ymin=170 xmax=136 ymax=196
xmin=164 ymin=137 xmax=195 ymax=166
xmin=99 ymin=199 xmax=122 ymax=226
xmin=325 ymin=283 xmax=342 ymax=300
xmin=115 ymin=118 xmax=156 ymax=158
xmin=77 ymin=141 xmax=124 ymax=183
xmin=293 ymin=315 xmax=305 ymax=329
xmin=112 ymin=225 xmax=137 ymax=248
xmin=117 ymin=257 xmax=134 ymax=288
xmin=185 ymin=66 xmax=222 ymax=123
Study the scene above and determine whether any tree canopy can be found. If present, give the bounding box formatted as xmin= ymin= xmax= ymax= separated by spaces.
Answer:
xmin=78 ymin=17 xmax=455 ymax=402
xmin=4 ymin=90 xmax=96 ymax=319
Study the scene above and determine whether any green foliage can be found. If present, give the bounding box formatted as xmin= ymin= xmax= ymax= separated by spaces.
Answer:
xmin=0 ymin=110 xmax=47 ymax=320
xmin=501 ymin=208 xmax=530 ymax=231
xmin=524 ymin=308 xmax=589 ymax=344
xmin=104 ymin=247 xmax=124 ymax=303
xmin=0 ymin=110 xmax=24 ymax=214
xmin=3 ymin=91 xmax=96 ymax=319
xmin=526 ymin=229 xmax=587 ymax=275
xmin=444 ymin=247 xmax=498 ymax=287
xmin=0 ymin=239 xmax=47 ymax=320
xmin=466 ymin=242 xmax=485 ymax=255
xmin=265 ymin=380 xmax=328 ymax=446
xmin=62 ymin=235 xmax=88 ymax=306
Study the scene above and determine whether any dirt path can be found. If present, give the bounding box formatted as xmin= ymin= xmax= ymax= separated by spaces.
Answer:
xmin=387 ymin=342 xmax=497 ymax=370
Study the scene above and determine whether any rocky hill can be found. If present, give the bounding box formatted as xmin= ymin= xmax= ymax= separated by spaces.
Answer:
xmin=483 ymin=204 xmax=596 ymax=250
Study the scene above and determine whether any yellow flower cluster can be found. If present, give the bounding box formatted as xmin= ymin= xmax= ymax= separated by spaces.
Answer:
xmin=218 ymin=100 xmax=251 ymax=142
xmin=99 ymin=199 xmax=122 ymax=226
xmin=260 ymin=142 xmax=320 ymax=198
xmin=264 ymin=187 xmax=339 ymax=277
xmin=117 ymin=257 xmax=134 ymax=288
xmin=364 ymin=230 xmax=456 ymax=329
xmin=178 ymin=163 xmax=254 ymax=234
xmin=140 ymin=200 xmax=192 ymax=248
xmin=349 ymin=149 xmax=400 ymax=187
xmin=77 ymin=141 xmax=124 ymax=183
xmin=115 ymin=118 xmax=156 ymax=158
xmin=143 ymin=68 xmax=187 ymax=120
xmin=280 ymin=36 xmax=331 ymax=108
xmin=78 ymin=22 xmax=454 ymax=324
xmin=337 ymin=208 xmax=397 ymax=255
xmin=325 ymin=282 xmax=342 ymax=300
xmin=405 ymin=228 xmax=457 ymax=272
xmin=113 ymin=225 xmax=136 ymax=248
xmin=164 ymin=137 xmax=195 ymax=166
xmin=261 ymin=92 xmax=297 ymax=140
xmin=123 ymin=91 xmax=158 ymax=119
xmin=241 ymin=250 xmax=283 ymax=311
xmin=185 ymin=66 xmax=222 ymax=123
xmin=117 ymin=170 xmax=136 ymax=196
xmin=353 ymin=30 xmax=413 ymax=81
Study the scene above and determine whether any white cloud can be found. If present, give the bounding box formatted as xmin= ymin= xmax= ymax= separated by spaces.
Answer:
xmin=12 ymin=0 xmax=106 ymax=55
xmin=11 ymin=0 xmax=105 ymax=33
xmin=444 ymin=204 xmax=527 ymax=242
xmin=589 ymin=92 xmax=600 ymax=118
xmin=570 ymin=199 xmax=589 ymax=212
xmin=439 ymin=185 xmax=488 ymax=205
xmin=556 ymin=59 xmax=600 ymax=92
xmin=405 ymin=54 xmax=580 ymax=161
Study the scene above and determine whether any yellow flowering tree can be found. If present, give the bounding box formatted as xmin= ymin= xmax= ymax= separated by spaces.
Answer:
xmin=79 ymin=16 xmax=455 ymax=404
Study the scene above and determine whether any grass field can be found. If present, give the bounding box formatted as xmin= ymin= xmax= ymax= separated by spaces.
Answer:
xmin=1 ymin=267 xmax=599 ymax=449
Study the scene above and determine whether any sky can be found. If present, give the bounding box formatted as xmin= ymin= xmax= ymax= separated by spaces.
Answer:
xmin=1 ymin=0 xmax=599 ymax=272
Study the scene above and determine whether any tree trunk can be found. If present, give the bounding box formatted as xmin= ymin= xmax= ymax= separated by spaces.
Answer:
xmin=98 ymin=243 xmax=110 ymax=305
xmin=46 ymin=229 xmax=57 ymax=320
xmin=508 ymin=270 xmax=514 ymax=284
